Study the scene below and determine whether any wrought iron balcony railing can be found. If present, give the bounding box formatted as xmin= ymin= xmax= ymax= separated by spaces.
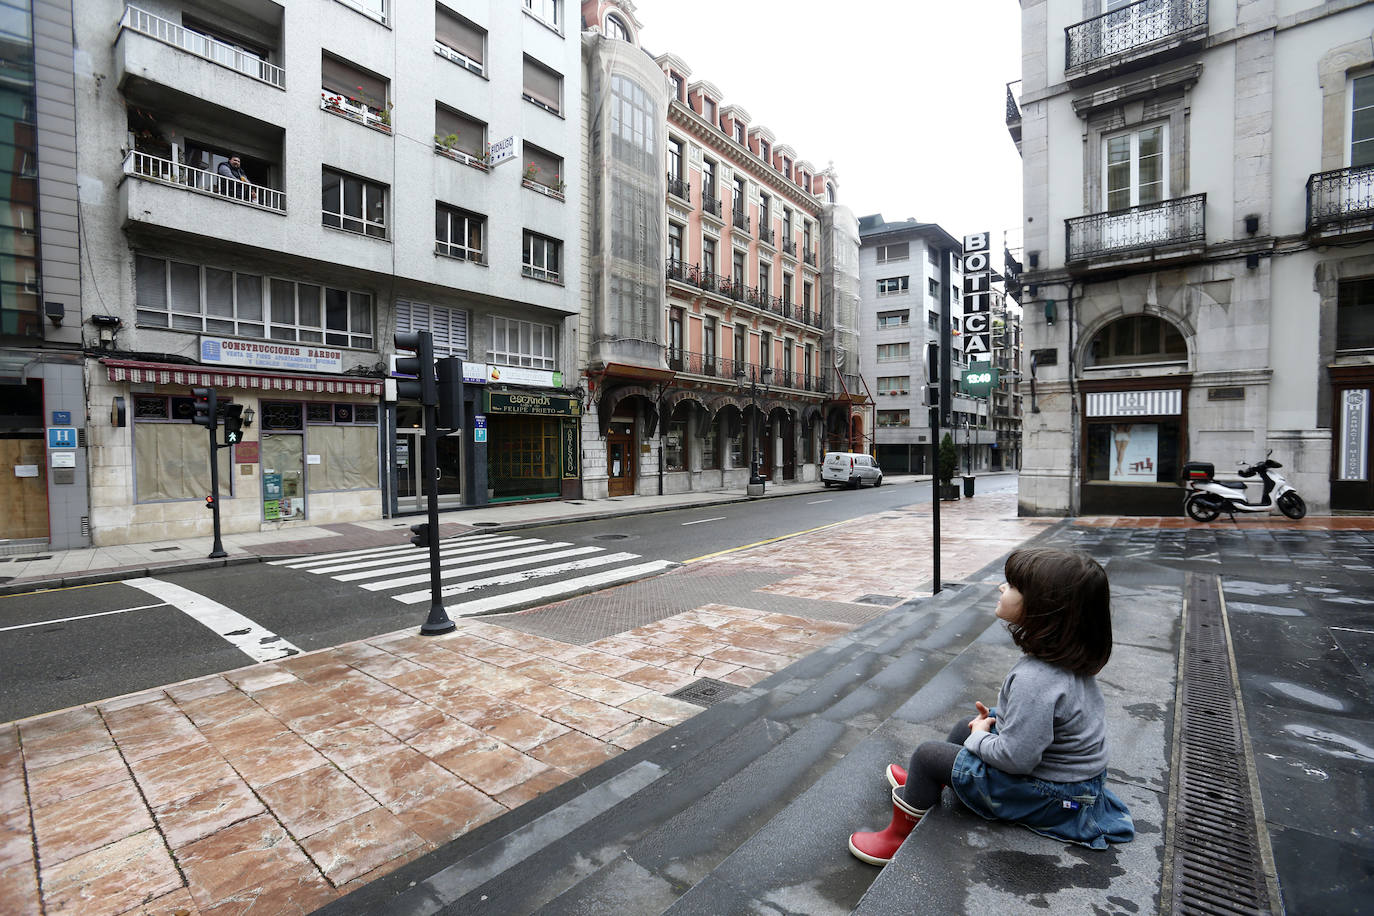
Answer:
xmin=1065 ymin=193 xmax=1205 ymax=262
xmin=1307 ymin=165 xmax=1374 ymax=231
xmin=666 ymin=173 xmax=690 ymax=200
xmin=732 ymin=208 xmax=749 ymax=231
xmin=803 ymin=248 xmax=817 ymax=267
xmin=702 ymin=195 xmax=722 ymax=218
xmin=1065 ymin=0 xmax=1207 ymax=71
xmin=1006 ymin=82 xmax=1022 ymax=125
xmin=664 ymin=258 xmax=825 ymax=329
xmin=758 ymin=226 xmax=775 ymax=246
xmin=782 ymin=239 xmax=796 ymax=256
xmin=123 ymin=150 xmax=286 ymax=213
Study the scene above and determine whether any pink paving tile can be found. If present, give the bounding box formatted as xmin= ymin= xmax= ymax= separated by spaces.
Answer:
xmin=0 ymin=726 xmax=15 ymax=755
xmin=129 ymin=740 xmax=239 ymax=808
xmin=542 ymin=698 xmax=638 ymax=739
xmin=551 ymin=647 xmax=647 ymax=677
xmin=405 ymin=716 xmax=488 ymax=759
xmin=216 ymin=731 xmax=329 ymax=790
xmin=32 ymin=777 xmax=154 ymax=867
xmin=17 ymin=706 xmax=101 ymax=743
xmin=154 ymin=779 xmax=265 ymax=849
xmin=0 ymin=807 xmax=32 ymax=871
xmin=433 ymin=739 xmax=555 ymax=796
xmin=478 ymin=710 xmax=571 ymax=752
xmin=616 ymin=694 xmax=703 ymax=728
xmin=222 ymin=666 xmax=298 ymax=693
xmin=618 ymin=665 xmax=708 ymax=693
xmin=171 ymin=689 xmax=263 ymax=731
xmin=20 ymin=721 xmax=115 ymax=770
xmin=202 ymin=710 xmax=288 ymax=750
xmin=392 ymin=783 xmax=506 ymax=847
xmin=255 ymin=764 xmax=378 ymax=839
xmin=347 ymin=746 xmax=458 ymax=813
xmin=104 ymin=703 xmax=203 ymax=764
xmin=707 ymin=645 xmax=794 ymax=673
xmin=602 ymin=719 xmax=670 ymax=750
xmin=308 ymin=722 xmax=406 ymax=769
xmin=366 ymin=702 xmax=449 ymax=743
xmin=553 ymin=671 xmax=649 ymax=706
xmin=165 ymin=676 xmax=235 ymax=704
xmin=24 ymin=745 xmax=129 ymax=809
xmin=495 ymin=767 xmax=571 ymax=810
xmin=347 ymin=651 xmax=427 ymax=683
xmin=113 ymin=885 xmax=200 ymax=915
xmin=177 ymin=814 xmax=320 ymax=909
xmin=40 ymin=828 xmax=182 ymax=916
xmin=496 ymin=681 xmax=586 ymax=715
xmin=96 ymin=689 xmax=168 ymax=714
xmin=528 ymin=731 xmax=622 ymax=776
xmin=0 ymin=859 xmax=41 ymax=915
xmin=298 ymin=807 xmax=424 ymax=888
xmin=0 ymin=751 xmax=25 ymax=815
xmin=235 ymin=681 xmax=316 ymax=719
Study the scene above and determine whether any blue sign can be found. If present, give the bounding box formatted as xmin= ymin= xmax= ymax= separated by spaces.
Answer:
xmin=474 ymin=428 xmax=487 ymax=443
xmin=473 ymin=415 xmax=486 ymax=429
xmin=47 ymin=427 xmax=78 ymax=449
xmin=51 ymin=411 xmax=71 ymax=425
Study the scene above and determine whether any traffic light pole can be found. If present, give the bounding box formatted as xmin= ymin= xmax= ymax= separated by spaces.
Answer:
xmin=207 ymin=422 xmax=226 ymax=559
xmin=418 ymin=401 xmax=455 ymax=635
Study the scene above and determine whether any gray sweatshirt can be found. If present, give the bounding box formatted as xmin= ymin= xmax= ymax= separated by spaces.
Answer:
xmin=963 ymin=655 xmax=1109 ymax=782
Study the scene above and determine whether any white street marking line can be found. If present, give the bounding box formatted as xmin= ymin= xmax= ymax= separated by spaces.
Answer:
xmin=309 ymin=537 xmax=531 ymax=575
xmin=273 ymin=534 xmax=512 ymax=569
xmin=807 ymin=499 xmax=832 ymax=504
xmin=125 ymin=577 xmax=301 ymax=663
xmin=440 ymin=561 xmax=676 ymax=617
xmin=0 ymin=603 xmax=168 ymax=633
xmin=392 ymin=551 xmax=640 ymax=604
xmin=681 ymin=516 xmax=727 ymax=526
xmin=363 ymin=545 xmax=602 ymax=591
xmin=339 ymin=541 xmax=573 ymax=584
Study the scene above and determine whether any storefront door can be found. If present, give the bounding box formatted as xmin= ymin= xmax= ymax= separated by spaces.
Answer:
xmin=607 ymin=430 xmax=635 ymax=496
xmin=1332 ymin=381 xmax=1374 ymax=510
xmin=261 ymin=433 xmax=305 ymax=520
xmin=781 ymin=415 xmax=796 ymax=479
xmin=394 ymin=428 xmax=463 ymax=512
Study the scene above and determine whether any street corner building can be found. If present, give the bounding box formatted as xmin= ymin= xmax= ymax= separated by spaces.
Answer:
xmin=1010 ymin=0 xmax=1374 ymax=516
xmin=576 ymin=0 xmax=867 ymax=499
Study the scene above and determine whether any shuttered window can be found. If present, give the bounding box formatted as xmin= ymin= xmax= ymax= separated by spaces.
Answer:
xmin=522 ymin=142 xmax=562 ymax=189
xmin=435 ymin=5 xmax=484 ymax=65
xmin=321 ymin=54 xmax=387 ymax=112
xmin=522 ymin=55 xmax=561 ymax=114
xmin=435 ymin=106 xmax=486 ymax=158
xmin=394 ymin=300 xmax=469 ymax=358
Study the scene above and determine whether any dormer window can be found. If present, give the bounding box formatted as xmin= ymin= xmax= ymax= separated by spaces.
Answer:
xmin=669 ymin=72 xmax=684 ymax=101
xmin=758 ymin=139 xmax=770 ymax=162
xmin=734 ymin=121 xmax=745 ymax=144
xmin=605 ymin=13 xmax=629 ymax=41
xmin=782 ymin=156 xmax=792 ymax=179
xmin=703 ymin=97 xmax=716 ymax=123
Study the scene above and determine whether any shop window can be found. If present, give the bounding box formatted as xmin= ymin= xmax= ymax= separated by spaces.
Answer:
xmin=665 ymin=416 xmax=687 ymax=471
xmin=701 ymin=416 xmax=719 ymax=469
xmin=304 ymin=402 xmax=380 ymax=492
xmin=131 ymin=395 xmax=231 ymax=502
xmin=1085 ymin=314 xmax=1186 ymax=367
xmin=1337 ymin=277 xmax=1374 ymax=351
xmin=1085 ymin=419 xmax=1181 ymax=483
xmin=729 ymin=415 xmax=744 ymax=466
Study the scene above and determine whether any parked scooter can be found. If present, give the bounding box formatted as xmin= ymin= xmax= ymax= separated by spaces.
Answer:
xmin=1183 ymin=453 xmax=1307 ymax=521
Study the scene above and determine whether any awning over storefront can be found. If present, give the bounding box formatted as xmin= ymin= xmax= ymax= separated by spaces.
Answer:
xmin=101 ymin=359 xmax=383 ymax=395
xmin=599 ymin=383 xmax=659 ymax=437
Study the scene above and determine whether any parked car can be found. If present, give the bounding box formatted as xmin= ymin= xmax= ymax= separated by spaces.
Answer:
xmin=821 ymin=452 xmax=883 ymax=489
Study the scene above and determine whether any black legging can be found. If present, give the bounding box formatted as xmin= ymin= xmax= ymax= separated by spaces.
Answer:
xmin=899 ymin=720 xmax=968 ymax=810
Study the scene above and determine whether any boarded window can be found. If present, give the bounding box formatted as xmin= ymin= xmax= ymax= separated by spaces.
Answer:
xmin=306 ymin=426 xmax=379 ymax=492
xmin=135 ymin=423 xmax=231 ymax=501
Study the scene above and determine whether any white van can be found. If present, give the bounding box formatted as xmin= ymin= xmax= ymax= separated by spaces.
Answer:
xmin=821 ymin=452 xmax=883 ymax=489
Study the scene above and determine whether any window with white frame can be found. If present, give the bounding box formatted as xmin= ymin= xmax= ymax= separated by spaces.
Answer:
xmin=522 ymin=230 xmax=561 ymax=282
xmin=435 ymin=203 xmax=485 ymax=262
xmin=522 ymin=55 xmax=562 ymax=115
xmin=877 ymin=376 xmax=910 ymax=394
xmin=489 ymin=315 xmax=555 ymax=369
xmin=876 ymin=342 xmax=910 ymax=361
xmin=605 ymin=12 xmax=630 ymax=41
xmin=667 ymin=222 xmax=684 ymax=263
xmin=703 ymin=97 xmax=716 ymax=123
xmin=875 ymin=242 xmax=909 ymax=263
xmin=702 ymin=236 xmax=717 ymax=275
xmin=877 ymin=276 xmax=909 ymax=296
xmin=1104 ymin=124 xmax=1167 ymax=210
xmin=135 ymin=254 xmax=374 ymax=349
xmin=434 ymin=5 xmax=484 ymax=75
xmin=1352 ymin=73 xmax=1374 ymax=167
xmin=877 ymin=311 xmax=909 ymax=329
xmin=396 ymin=300 xmax=468 ymax=357
xmin=928 ymin=277 xmax=939 ymax=297
xmin=322 ymin=168 xmax=387 ymax=238
xmin=524 ymin=0 xmax=559 ymax=30
xmin=321 ymin=54 xmax=388 ymax=124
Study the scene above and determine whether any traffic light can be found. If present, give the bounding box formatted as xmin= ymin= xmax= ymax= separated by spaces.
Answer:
xmin=926 ymin=342 xmax=940 ymax=408
xmin=205 ymin=494 xmax=216 ymax=511
xmin=436 ymin=357 xmax=466 ymax=430
xmin=394 ymin=331 xmax=437 ymax=405
xmin=222 ymin=404 xmax=245 ymax=446
xmin=409 ymin=522 xmax=433 ymax=549
xmin=192 ymin=387 xmax=217 ymax=428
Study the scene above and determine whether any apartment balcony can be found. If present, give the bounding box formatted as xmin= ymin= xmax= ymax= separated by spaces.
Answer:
xmin=1065 ymin=193 xmax=1205 ymax=269
xmin=701 ymin=193 xmax=723 ymax=220
xmin=1064 ymin=0 xmax=1208 ymax=85
xmin=803 ymin=248 xmax=817 ymax=267
xmin=116 ymin=6 xmax=286 ymax=127
xmin=664 ymin=258 xmax=825 ymax=330
xmin=758 ymin=226 xmax=775 ymax=247
xmin=321 ymin=94 xmax=391 ymax=135
xmin=732 ymin=209 xmax=750 ymax=232
xmin=124 ymin=150 xmax=284 ymax=213
xmin=666 ymin=173 xmax=690 ymax=201
xmin=1006 ymin=81 xmax=1022 ymax=154
xmin=781 ymin=239 xmax=797 ymax=258
xmin=1307 ymin=165 xmax=1374 ymax=241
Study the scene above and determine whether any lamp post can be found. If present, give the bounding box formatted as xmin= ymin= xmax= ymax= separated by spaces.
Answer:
xmin=738 ymin=365 xmax=772 ymax=489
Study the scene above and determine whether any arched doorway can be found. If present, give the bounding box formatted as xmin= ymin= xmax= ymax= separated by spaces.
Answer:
xmin=850 ymin=414 xmax=865 ymax=454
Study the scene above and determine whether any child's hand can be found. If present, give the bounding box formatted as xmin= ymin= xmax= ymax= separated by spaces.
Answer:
xmin=969 ymin=701 xmax=996 ymax=733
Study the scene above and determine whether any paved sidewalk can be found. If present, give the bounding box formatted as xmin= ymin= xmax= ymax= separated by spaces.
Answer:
xmin=0 ymin=490 xmax=1046 ymax=916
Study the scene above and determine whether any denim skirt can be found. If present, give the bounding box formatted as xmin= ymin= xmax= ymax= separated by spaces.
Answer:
xmin=949 ymin=749 xmax=1135 ymax=850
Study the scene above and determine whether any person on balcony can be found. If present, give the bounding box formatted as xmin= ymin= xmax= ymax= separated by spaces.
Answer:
xmin=216 ymin=155 xmax=256 ymax=202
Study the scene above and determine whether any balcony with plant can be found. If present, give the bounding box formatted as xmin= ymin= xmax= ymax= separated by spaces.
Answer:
xmin=321 ymin=91 xmax=391 ymax=134
xmin=522 ymin=162 xmax=565 ymax=200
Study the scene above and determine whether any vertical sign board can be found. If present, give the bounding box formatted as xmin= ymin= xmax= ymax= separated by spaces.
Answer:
xmin=962 ymin=232 xmax=993 ymax=360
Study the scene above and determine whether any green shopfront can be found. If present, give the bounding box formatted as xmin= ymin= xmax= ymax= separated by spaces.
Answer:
xmin=485 ymin=389 xmax=581 ymax=501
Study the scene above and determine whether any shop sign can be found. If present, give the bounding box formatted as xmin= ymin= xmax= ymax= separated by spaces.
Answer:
xmin=562 ymin=420 xmax=579 ymax=478
xmin=51 ymin=410 xmax=71 ymax=425
xmin=1339 ymin=388 xmax=1369 ymax=481
xmin=486 ymin=391 xmax=581 ymax=416
xmin=47 ymin=428 xmax=77 ymax=449
xmin=486 ymin=364 xmax=563 ymax=388
xmin=200 ymin=337 xmax=344 ymax=374
xmin=962 ymin=361 xmax=998 ymax=396
xmin=234 ymin=441 xmax=260 ymax=463
xmin=961 ymin=231 xmax=992 ymax=358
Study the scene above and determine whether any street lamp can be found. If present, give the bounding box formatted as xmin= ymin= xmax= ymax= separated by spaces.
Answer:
xmin=738 ymin=365 xmax=773 ymax=486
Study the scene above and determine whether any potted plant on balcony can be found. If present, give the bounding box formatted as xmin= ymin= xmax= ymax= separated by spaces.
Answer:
xmin=938 ymin=432 xmax=960 ymax=500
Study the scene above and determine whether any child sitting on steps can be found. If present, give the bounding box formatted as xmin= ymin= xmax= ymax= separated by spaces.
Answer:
xmin=849 ymin=547 xmax=1135 ymax=865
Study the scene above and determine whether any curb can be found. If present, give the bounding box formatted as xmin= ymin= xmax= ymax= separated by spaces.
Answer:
xmin=0 ymin=555 xmax=264 ymax=597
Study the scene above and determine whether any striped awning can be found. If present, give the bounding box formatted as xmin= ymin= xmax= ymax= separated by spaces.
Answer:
xmin=1085 ymin=389 xmax=1182 ymax=417
xmin=101 ymin=359 xmax=383 ymax=395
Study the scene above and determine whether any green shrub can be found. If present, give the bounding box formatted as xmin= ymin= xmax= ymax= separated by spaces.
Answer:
xmin=939 ymin=433 xmax=958 ymax=484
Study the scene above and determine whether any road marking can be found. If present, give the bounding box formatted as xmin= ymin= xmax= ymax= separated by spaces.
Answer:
xmin=338 ymin=541 xmax=573 ymax=583
xmin=681 ymin=516 xmax=727 ymax=526
xmin=296 ymin=536 xmax=525 ymax=574
xmin=807 ymin=499 xmax=832 ymax=504
xmin=0 ymin=602 xmax=168 ymax=633
xmin=682 ymin=521 xmax=848 ymax=564
xmin=392 ymin=551 xmax=641 ymax=604
xmin=441 ymin=561 xmax=676 ymax=618
xmin=361 ymin=545 xmax=601 ymax=591
xmin=125 ymin=577 xmax=301 ymax=663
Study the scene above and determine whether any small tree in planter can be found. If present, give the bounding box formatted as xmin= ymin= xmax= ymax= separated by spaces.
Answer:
xmin=938 ymin=433 xmax=960 ymax=500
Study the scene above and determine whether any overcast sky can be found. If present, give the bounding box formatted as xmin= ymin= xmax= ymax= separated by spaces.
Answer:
xmin=629 ymin=0 xmax=1025 ymax=252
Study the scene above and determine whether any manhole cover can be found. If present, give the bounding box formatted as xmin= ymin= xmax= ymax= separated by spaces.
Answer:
xmin=593 ymin=534 xmax=629 ymax=540
xmin=472 ymin=522 xmax=500 ymax=527
xmin=856 ymin=594 xmax=904 ymax=606
xmin=667 ymin=677 xmax=744 ymax=707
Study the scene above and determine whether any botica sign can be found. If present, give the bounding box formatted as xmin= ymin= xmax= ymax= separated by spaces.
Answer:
xmin=486 ymin=391 xmax=582 ymax=417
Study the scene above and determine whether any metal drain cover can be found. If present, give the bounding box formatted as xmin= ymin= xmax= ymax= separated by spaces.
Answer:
xmin=594 ymin=534 xmax=629 ymax=540
xmin=666 ymin=677 xmax=743 ymax=708
xmin=471 ymin=522 xmax=500 ymax=527
xmin=855 ymin=594 xmax=904 ymax=606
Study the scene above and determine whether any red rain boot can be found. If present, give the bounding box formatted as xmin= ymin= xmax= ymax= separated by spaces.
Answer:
xmin=886 ymin=764 xmax=907 ymax=788
xmin=848 ymin=786 xmax=927 ymax=866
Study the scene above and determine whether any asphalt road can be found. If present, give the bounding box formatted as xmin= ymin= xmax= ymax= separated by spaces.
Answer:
xmin=0 ymin=475 xmax=1016 ymax=722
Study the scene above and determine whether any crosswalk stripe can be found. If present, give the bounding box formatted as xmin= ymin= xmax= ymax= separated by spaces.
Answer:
xmin=358 ymin=544 xmax=600 ymax=590
xmin=270 ymin=534 xmax=514 ymax=569
xmin=308 ymin=537 xmax=534 ymax=576
xmin=439 ymin=561 xmax=676 ymax=618
xmin=337 ymin=541 xmax=574 ymax=583
xmin=388 ymin=549 xmax=634 ymax=603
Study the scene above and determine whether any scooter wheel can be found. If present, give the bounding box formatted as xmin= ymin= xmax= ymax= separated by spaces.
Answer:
xmin=1185 ymin=493 xmax=1222 ymax=522
xmin=1277 ymin=492 xmax=1307 ymax=520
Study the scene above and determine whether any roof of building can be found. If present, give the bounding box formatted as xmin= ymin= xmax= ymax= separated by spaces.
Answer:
xmin=857 ymin=214 xmax=962 ymax=253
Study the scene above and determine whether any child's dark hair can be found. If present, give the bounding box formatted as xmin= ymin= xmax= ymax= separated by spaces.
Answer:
xmin=1003 ymin=547 xmax=1112 ymax=675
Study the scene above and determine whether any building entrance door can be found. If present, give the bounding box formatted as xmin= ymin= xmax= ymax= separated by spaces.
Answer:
xmin=781 ymin=415 xmax=796 ymax=479
xmin=607 ymin=430 xmax=635 ymax=496
xmin=1332 ymin=381 xmax=1374 ymax=510
xmin=262 ymin=433 xmax=305 ymax=520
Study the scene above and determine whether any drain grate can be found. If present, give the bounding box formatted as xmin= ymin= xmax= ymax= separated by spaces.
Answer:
xmin=1167 ymin=573 xmax=1275 ymax=916
xmin=150 ymin=546 xmax=181 ymax=552
xmin=471 ymin=522 xmax=500 ymax=527
xmin=855 ymin=594 xmax=904 ymax=606
xmin=593 ymin=534 xmax=629 ymax=540
xmin=666 ymin=677 xmax=743 ymax=708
